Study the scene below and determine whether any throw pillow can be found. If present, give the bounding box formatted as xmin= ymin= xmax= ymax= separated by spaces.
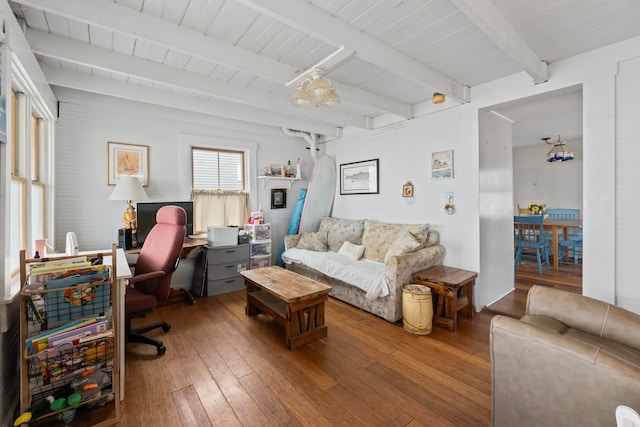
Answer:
xmin=338 ymin=241 xmax=365 ymax=260
xmin=318 ymin=217 xmax=365 ymax=252
xmin=296 ymin=231 xmax=327 ymax=252
xmin=384 ymin=231 xmax=420 ymax=262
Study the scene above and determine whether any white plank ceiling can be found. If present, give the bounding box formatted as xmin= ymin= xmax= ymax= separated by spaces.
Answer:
xmin=8 ymin=0 xmax=640 ymax=136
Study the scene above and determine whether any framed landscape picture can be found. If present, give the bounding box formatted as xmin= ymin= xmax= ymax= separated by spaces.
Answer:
xmin=340 ymin=159 xmax=379 ymax=195
xmin=108 ymin=142 xmax=149 ymax=186
xmin=431 ymin=149 xmax=453 ymax=180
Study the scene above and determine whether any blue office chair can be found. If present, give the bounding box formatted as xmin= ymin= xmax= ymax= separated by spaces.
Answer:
xmin=514 ymin=215 xmax=550 ymax=275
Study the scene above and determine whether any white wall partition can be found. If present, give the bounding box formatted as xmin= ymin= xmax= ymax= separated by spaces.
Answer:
xmin=615 ymin=56 xmax=640 ymax=313
xmin=478 ymin=111 xmax=515 ymax=308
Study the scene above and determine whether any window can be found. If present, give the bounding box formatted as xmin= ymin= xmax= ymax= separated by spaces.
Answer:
xmin=10 ymin=92 xmax=27 ymax=272
xmin=191 ymin=147 xmax=249 ymax=231
xmin=8 ymin=85 xmax=53 ymax=275
xmin=31 ymin=114 xmax=45 ymax=240
xmin=192 ymin=147 xmax=244 ymax=190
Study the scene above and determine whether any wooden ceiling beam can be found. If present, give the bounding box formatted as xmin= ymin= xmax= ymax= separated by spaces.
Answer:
xmin=27 ymin=29 xmax=368 ymax=129
xmin=12 ymin=0 xmax=412 ymax=118
xmin=235 ymin=0 xmax=471 ymax=103
xmin=450 ymin=0 xmax=548 ymax=84
xmin=43 ymin=66 xmax=342 ymax=136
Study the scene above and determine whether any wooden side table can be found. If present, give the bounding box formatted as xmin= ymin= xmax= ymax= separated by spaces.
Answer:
xmin=412 ymin=266 xmax=478 ymax=331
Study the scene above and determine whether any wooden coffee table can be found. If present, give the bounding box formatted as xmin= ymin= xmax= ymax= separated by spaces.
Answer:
xmin=241 ymin=266 xmax=332 ymax=350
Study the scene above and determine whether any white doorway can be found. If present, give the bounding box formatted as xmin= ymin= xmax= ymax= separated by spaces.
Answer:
xmin=479 ymin=86 xmax=584 ymax=303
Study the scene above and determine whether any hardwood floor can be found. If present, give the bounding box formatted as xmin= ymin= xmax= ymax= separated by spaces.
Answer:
xmin=120 ymin=290 xmax=492 ymax=427
xmin=119 ymin=263 xmax=581 ymax=426
xmin=483 ymin=261 xmax=582 ymax=318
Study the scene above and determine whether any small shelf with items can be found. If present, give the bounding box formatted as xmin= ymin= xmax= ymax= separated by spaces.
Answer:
xmin=258 ymin=159 xmax=302 ymax=189
xmin=257 ymin=175 xmax=301 ymax=190
xmin=244 ymin=223 xmax=272 ymax=269
xmin=18 ymin=246 xmax=120 ymax=426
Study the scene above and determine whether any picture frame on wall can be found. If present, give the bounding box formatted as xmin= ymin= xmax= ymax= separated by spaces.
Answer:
xmin=271 ymin=188 xmax=287 ymax=209
xmin=108 ymin=142 xmax=149 ymax=186
xmin=340 ymin=159 xmax=379 ymax=195
xmin=431 ymin=149 xmax=453 ymax=180
xmin=402 ymin=183 xmax=414 ymax=197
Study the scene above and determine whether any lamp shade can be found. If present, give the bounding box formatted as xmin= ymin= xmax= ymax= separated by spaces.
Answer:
xmin=109 ymin=176 xmax=149 ymax=201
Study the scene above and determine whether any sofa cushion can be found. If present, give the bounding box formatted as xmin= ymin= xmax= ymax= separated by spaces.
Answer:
xmin=338 ymin=241 xmax=365 ymax=260
xmin=383 ymin=231 xmax=420 ymax=262
xmin=521 ymin=314 xmax=568 ymax=334
xmin=296 ymin=231 xmax=327 ymax=252
xmin=281 ymin=248 xmax=388 ymax=299
xmin=362 ymin=220 xmax=430 ymax=263
xmin=318 ymin=217 xmax=365 ymax=252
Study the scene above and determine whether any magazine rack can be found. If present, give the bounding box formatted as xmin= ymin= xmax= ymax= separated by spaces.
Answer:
xmin=18 ymin=245 xmax=120 ymax=426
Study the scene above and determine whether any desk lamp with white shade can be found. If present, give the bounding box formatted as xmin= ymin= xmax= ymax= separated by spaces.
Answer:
xmin=109 ymin=176 xmax=148 ymax=248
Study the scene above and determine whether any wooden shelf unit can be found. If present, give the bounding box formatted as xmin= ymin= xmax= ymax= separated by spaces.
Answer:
xmin=18 ymin=245 xmax=120 ymax=426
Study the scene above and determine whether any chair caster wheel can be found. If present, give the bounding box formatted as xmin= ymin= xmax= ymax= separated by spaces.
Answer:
xmin=162 ymin=325 xmax=171 ymax=332
xmin=157 ymin=345 xmax=166 ymax=355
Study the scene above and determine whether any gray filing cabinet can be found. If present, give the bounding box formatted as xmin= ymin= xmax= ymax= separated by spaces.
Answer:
xmin=207 ymin=243 xmax=250 ymax=295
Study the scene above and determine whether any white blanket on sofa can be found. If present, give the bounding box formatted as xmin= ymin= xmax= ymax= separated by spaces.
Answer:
xmin=281 ymin=248 xmax=388 ymax=299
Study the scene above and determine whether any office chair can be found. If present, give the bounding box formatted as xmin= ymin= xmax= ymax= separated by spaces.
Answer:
xmin=125 ymin=205 xmax=187 ymax=354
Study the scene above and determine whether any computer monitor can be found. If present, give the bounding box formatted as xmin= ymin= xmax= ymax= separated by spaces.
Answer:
xmin=136 ymin=201 xmax=194 ymax=246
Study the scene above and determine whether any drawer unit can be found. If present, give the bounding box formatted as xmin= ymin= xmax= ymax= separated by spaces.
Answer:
xmin=244 ymin=223 xmax=273 ymax=269
xmin=208 ymin=244 xmax=250 ymax=264
xmin=207 ymin=276 xmax=246 ymax=296
xmin=251 ymin=241 xmax=271 ymax=257
xmin=245 ymin=223 xmax=271 ymax=241
xmin=209 ymin=260 xmax=249 ymax=280
xmin=251 ymin=255 xmax=271 ymax=269
xmin=207 ymin=244 xmax=250 ymax=295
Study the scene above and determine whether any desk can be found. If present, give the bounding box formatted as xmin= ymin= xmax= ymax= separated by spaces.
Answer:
xmin=125 ymin=237 xmax=208 ymax=258
xmin=103 ymin=248 xmax=132 ymax=401
xmin=543 ymin=219 xmax=582 ymax=272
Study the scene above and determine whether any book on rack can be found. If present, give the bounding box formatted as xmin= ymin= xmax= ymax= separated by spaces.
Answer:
xmin=30 ymin=264 xmax=109 ymax=285
xmin=47 ymin=318 xmax=111 ymax=348
xmin=27 ymin=256 xmax=89 ymax=275
xmin=44 ymin=273 xmax=111 ymax=323
xmin=26 ymin=317 xmax=100 ymax=354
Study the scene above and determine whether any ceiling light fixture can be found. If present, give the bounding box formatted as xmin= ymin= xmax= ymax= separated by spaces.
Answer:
xmin=432 ymin=92 xmax=445 ymax=104
xmin=291 ymin=68 xmax=340 ymax=107
xmin=543 ymin=135 xmax=575 ymax=162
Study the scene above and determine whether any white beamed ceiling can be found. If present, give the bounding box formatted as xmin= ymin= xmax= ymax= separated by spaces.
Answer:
xmin=8 ymin=0 xmax=640 ymax=136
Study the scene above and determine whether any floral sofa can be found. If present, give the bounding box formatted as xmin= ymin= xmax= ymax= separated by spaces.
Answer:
xmin=281 ymin=217 xmax=445 ymax=322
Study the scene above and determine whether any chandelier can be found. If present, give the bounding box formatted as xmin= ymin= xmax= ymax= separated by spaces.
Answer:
xmin=543 ymin=135 xmax=574 ymax=162
xmin=291 ymin=68 xmax=340 ymax=107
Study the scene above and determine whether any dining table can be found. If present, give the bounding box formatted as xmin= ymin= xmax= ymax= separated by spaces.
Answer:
xmin=542 ymin=218 xmax=583 ymax=272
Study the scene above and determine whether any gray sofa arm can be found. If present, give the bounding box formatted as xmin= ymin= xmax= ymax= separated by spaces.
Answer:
xmin=526 ymin=285 xmax=640 ymax=351
xmin=491 ymin=314 xmax=640 ymax=427
xmin=283 ymin=234 xmax=301 ymax=251
xmin=384 ymin=245 xmax=445 ymax=301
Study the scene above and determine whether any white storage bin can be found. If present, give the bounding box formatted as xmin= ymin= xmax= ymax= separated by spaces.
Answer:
xmin=207 ymin=226 xmax=238 ymax=246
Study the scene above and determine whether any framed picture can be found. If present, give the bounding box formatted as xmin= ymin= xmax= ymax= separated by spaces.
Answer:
xmin=271 ymin=188 xmax=287 ymax=209
xmin=432 ymin=149 xmax=453 ymax=180
xmin=108 ymin=142 xmax=149 ymax=186
xmin=340 ymin=159 xmax=379 ymax=195
xmin=402 ymin=183 xmax=414 ymax=197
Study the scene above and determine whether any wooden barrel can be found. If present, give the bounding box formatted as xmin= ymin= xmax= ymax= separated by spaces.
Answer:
xmin=402 ymin=284 xmax=433 ymax=335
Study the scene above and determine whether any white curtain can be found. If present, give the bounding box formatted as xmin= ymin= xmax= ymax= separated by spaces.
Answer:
xmin=191 ymin=190 xmax=250 ymax=232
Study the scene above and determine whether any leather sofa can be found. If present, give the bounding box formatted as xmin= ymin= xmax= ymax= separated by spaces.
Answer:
xmin=490 ymin=285 xmax=640 ymax=427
